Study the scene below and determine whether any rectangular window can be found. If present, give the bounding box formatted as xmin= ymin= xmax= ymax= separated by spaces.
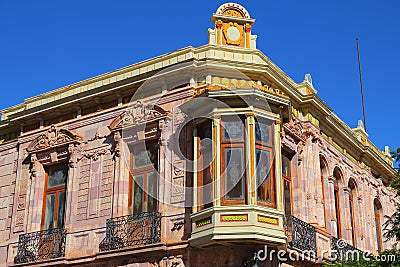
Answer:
xmin=221 ymin=116 xmax=246 ymax=205
xmin=42 ymin=165 xmax=68 ymax=230
xmin=197 ymin=120 xmax=213 ymax=211
xmin=130 ymin=142 xmax=158 ymax=214
xmin=255 ymin=118 xmax=274 ymax=208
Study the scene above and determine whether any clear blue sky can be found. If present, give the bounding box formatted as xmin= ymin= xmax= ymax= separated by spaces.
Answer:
xmin=0 ymin=1 xmax=399 ymax=161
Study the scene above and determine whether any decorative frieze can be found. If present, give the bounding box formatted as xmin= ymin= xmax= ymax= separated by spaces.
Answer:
xmin=220 ymin=214 xmax=248 ymax=222
xmin=257 ymin=215 xmax=278 ymax=225
xmin=195 ymin=217 xmax=212 ymax=228
xmin=14 ymin=165 xmax=30 ymax=232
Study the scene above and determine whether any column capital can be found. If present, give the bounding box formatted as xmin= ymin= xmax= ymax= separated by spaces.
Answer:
xmin=343 ymin=188 xmax=350 ymax=195
xmin=327 ymin=176 xmax=336 ymax=184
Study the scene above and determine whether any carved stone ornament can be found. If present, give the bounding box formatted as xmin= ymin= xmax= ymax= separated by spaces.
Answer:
xmin=285 ymin=115 xmax=303 ymax=138
xmin=27 ymin=125 xmax=82 ymax=153
xmin=113 ymin=131 xmax=121 ymax=157
xmin=84 ymin=147 xmax=109 ymax=161
xmin=302 ymin=122 xmax=323 ymax=145
xmin=108 ymin=101 xmax=169 ymax=131
xmin=281 ymin=132 xmax=297 ymax=153
xmin=30 ymin=153 xmax=37 ymax=178
xmin=68 ymin=143 xmax=84 ymax=168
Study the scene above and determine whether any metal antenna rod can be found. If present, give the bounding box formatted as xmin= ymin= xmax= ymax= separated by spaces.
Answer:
xmin=356 ymin=37 xmax=367 ymax=132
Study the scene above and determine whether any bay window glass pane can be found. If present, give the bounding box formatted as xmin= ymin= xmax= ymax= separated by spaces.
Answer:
xmin=48 ymin=166 xmax=68 ymax=188
xmin=255 ymin=121 xmax=271 ymax=144
xmin=225 ymin=147 xmax=244 ymax=199
xmin=57 ymin=191 xmax=66 ymax=228
xmin=44 ymin=193 xmax=56 ymax=230
xmin=132 ymin=175 xmax=144 ymax=214
xmin=147 ymin=172 xmax=158 ymax=212
xmin=256 ymin=149 xmax=271 ymax=202
xmin=223 ymin=121 xmax=244 ymax=140
xmin=198 ymin=121 xmax=213 ymax=208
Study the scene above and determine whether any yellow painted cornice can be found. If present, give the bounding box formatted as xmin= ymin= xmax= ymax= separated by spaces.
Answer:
xmin=0 ymin=43 xmax=395 ymax=178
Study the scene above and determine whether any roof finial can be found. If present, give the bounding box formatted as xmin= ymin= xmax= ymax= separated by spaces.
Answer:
xmin=304 ymin=73 xmax=313 ymax=85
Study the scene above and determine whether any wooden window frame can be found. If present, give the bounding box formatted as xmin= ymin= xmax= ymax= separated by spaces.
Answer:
xmin=255 ymin=145 xmax=275 ymax=208
xmin=197 ymin=120 xmax=213 ymax=211
xmin=128 ymin=142 xmax=158 ymax=214
xmin=221 ymin=143 xmax=247 ymax=205
xmin=41 ymin=164 xmax=68 ymax=230
xmin=255 ymin=119 xmax=275 ymax=208
xmin=220 ymin=117 xmax=247 ymax=206
xmin=282 ymin=153 xmax=293 ymax=215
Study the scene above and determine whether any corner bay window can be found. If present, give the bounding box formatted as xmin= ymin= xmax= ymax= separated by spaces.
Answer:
xmin=129 ymin=142 xmax=158 ymax=214
xmin=196 ymin=115 xmax=276 ymax=208
xmin=42 ymin=165 xmax=68 ymax=230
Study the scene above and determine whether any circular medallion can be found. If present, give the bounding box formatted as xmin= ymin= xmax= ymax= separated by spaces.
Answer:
xmin=226 ymin=26 xmax=240 ymax=42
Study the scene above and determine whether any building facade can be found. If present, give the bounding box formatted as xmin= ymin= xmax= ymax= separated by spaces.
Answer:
xmin=0 ymin=3 xmax=398 ymax=267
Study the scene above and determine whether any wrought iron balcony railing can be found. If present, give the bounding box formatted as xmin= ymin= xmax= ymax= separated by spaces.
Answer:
xmin=285 ymin=215 xmax=317 ymax=256
xmin=14 ymin=228 xmax=67 ymax=264
xmin=99 ymin=211 xmax=162 ymax=251
xmin=331 ymin=236 xmax=362 ymax=261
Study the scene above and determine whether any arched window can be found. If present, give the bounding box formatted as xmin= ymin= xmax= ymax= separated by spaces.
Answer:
xmin=374 ymin=199 xmax=383 ymax=252
xmin=348 ymin=179 xmax=357 ymax=247
xmin=333 ymin=167 xmax=342 ymax=238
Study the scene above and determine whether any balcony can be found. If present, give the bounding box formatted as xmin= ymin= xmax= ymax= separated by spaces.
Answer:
xmin=14 ymin=228 xmax=67 ymax=264
xmin=99 ymin=211 xmax=162 ymax=251
xmin=331 ymin=236 xmax=362 ymax=261
xmin=285 ymin=215 xmax=317 ymax=256
xmin=190 ymin=205 xmax=286 ymax=247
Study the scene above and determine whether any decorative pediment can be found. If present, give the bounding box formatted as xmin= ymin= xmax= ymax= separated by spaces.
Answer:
xmin=283 ymin=114 xmax=303 ymax=140
xmin=27 ymin=125 xmax=82 ymax=153
xmin=109 ymin=101 xmax=169 ymax=131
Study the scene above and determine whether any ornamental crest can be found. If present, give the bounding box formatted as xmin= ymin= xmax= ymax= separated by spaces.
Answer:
xmin=109 ymin=101 xmax=169 ymax=131
xmin=27 ymin=125 xmax=82 ymax=153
